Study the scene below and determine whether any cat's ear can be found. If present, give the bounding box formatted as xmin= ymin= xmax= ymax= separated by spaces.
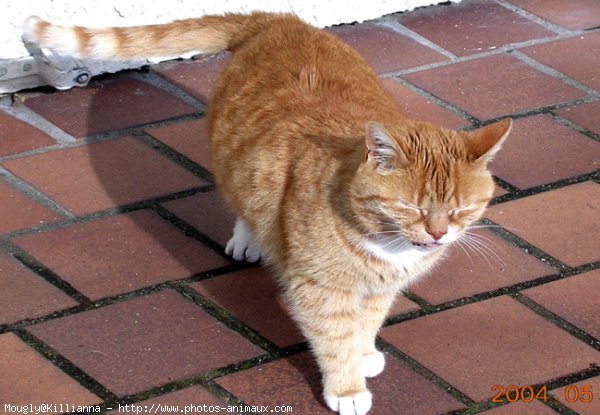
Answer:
xmin=365 ymin=122 xmax=409 ymax=174
xmin=460 ymin=118 xmax=512 ymax=163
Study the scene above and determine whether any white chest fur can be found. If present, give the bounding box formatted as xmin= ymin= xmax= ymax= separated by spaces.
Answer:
xmin=362 ymin=236 xmax=433 ymax=274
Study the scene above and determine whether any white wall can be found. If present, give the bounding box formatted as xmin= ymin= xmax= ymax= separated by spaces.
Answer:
xmin=0 ymin=0 xmax=459 ymax=92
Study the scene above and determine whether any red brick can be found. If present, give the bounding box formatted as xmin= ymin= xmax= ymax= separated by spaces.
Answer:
xmin=398 ymin=0 xmax=553 ymax=57
xmin=0 ymin=180 xmax=58 ymax=234
xmin=157 ymin=54 xmax=231 ymax=104
xmin=0 ymin=111 xmax=55 ymax=157
xmin=486 ymin=182 xmax=600 ymax=267
xmin=551 ymin=377 xmax=600 ymax=415
xmin=411 ymin=228 xmax=554 ymax=305
xmin=191 ymin=268 xmax=303 ymax=348
xmin=521 ymin=32 xmax=600 ymax=91
xmin=24 ymin=78 xmax=197 ymax=138
xmin=508 ymin=0 xmax=600 ymax=30
xmin=330 ymin=23 xmax=446 ymax=74
xmin=145 ymin=118 xmax=213 ymax=172
xmin=556 ymin=100 xmax=600 ymax=136
xmin=13 ymin=210 xmax=227 ymax=301
xmin=216 ymin=352 xmax=464 ymax=415
xmin=388 ymin=295 xmax=420 ymax=317
xmin=0 ymin=332 xmax=101 ymax=410
xmin=493 ymin=186 xmax=509 ymax=199
xmin=381 ymin=296 xmax=600 ymax=401
xmin=403 ymin=54 xmax=584 ymax=120
xmin=27 ymin=290 xmax=263 ymax=397
xmin=382 ymin=79 xmax=469 ymax=129
xmin=489 ymin=114 xmax=600 ymax=189
xmin=3 ymin=136 xmax=206 ymax=215
xmin=523 ymin=269 xmax=600 ymax=339
xmin=162 ymin=191 xmax=235 ymax=247
xmin=0 ymin=250 xmax=78 ymax=324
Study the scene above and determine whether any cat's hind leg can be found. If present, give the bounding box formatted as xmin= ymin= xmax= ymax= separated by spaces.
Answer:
xmin=225 ymin=217 xmax=262 ymax=262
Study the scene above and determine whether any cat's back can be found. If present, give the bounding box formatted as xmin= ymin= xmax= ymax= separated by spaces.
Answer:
xmin=207 ymin=14 xmax=402 ymax=266
xmin=208 ymin=15 xmax=396 ymax=135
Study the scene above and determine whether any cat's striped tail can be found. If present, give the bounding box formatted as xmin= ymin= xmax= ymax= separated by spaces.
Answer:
xmin=22 ymin=12 xmax=293 ymax=59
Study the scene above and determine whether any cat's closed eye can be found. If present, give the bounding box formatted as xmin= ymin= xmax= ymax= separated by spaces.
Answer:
xmin=448 ymin=204 xmax=481 ymax=220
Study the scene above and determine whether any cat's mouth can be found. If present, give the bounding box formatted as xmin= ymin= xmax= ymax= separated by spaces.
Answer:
xmin=411 ymin=242 xmax=443 ymax=250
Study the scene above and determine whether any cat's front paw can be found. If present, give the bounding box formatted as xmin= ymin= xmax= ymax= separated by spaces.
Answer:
xmin=325 ymin=390 xmax=372 ymax=415
xmin=225 ymin=218 xmax=262 ymax=262
xmin=362 ymin=351 xmax=385 ymax=378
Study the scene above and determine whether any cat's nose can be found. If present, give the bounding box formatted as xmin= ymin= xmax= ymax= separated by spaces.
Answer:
xmin=426 ymin=228 xmax=447 ymax=241
xmin=425 ymin=211 xmax=448 ymax=241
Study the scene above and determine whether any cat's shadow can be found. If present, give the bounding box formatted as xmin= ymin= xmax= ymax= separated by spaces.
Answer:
xmin=86 ymin=77 xmax=328 ymax=409
xmin=286 ymin=349 xmax=329 ymax=410
xmin=84 ymin=75 xmax=216 ymax=280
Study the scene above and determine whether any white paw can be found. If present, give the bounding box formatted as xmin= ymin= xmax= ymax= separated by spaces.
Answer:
xmin=325 ymin=390 xmax=372 ymax=415
xmin=225 ymin=218 xmax=262 ymax=263
xmin=362 ymin=351 xmax=385 ymax=378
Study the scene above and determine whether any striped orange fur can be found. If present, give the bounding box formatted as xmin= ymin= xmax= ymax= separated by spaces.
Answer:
xmin=23 ymin=13 xmax=511 ymax=415
xmin=23 ymin=14 xmax=278 ymax=59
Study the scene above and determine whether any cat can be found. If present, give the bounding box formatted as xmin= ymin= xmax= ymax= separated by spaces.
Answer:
xmin=23 ymin=12 xmax=511 ymax=415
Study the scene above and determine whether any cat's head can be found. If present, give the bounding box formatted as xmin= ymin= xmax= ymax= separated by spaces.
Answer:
xmin=350 ymin=119 xmax=512 ymax=251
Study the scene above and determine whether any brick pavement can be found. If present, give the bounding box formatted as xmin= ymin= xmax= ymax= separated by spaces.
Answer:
xmin=0 ymin=1 xmax=598 ymax=414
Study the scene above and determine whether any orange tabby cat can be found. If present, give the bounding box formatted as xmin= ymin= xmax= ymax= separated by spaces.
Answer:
xmin=24 ymin=13 xmax=512 ymax=415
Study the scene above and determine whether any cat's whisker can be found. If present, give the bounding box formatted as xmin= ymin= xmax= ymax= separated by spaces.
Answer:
xmin=393 ymin=239 xmax=411 ymax=251
xmin=381 ymin=235 xmax=410 ymax=250
xmin=455 ymin=239 xmax=475 ymax=265
xmin=364 ymin=230 xmax=403 ymax=237
xmin=468 ymin=223 xmax=523 ymax=233
xmin=468 ymin=224 xmax=502 ymax=230
xmin=463 ymin=233 xmax=505 ymax=264
xmin=361 ymin=222 xmax=403 ymax=237
xmin=462 ymin=233 xmax=495 ymax=253
xmin=380 ymin=237 xmax=402 ymax=250
xmin=460 ymin=234 xmax=506 ymax=269
xmin=373 ymin=221 xmax=404 ymax=230
xmin=463 ymin=231 xmax=495 ymax=244
xmin=459 ymin=236 xmax=495 ymax=270
xmin=374 ymin=220 xmax=400 ymax=226
xmin=464 ymin=245 xmax=494 ymax=271
xmin=473 ymin=241 xmax=506 ymax=268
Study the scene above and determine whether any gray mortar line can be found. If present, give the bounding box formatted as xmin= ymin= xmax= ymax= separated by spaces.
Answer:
xmin=510 ymin=49 xmax=600 ymax=97
xmin=382 ymin=26 xmax=600 ymax=78
xmin=547 ymin=111 xmax=600 ymax=143
xmin=381 ymin=47 xmax=504 ymax=77
xmin=127 ymin=70 xmax=206 ymax=113
xmin=0 ymin=112 xmax=202 ymax=164
xmin=0 ymin=141 xmax=73 ymax=163
xmin=377 ymin=19 xmax=457 ymax=59
xmin=0 ymin=96 xmax=76 ymax=144
xmin=473 ymin=95 xmax=600 ymax=126
xmin=494 ymin=0 xmax=575 ymax=36
xmin=0 ymin=129 xmax=121 ymax=164
xmin=0 ymin=166 xmax=75 ymax=219
xmin=388 ymin=76 xmax=480 ymax=125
